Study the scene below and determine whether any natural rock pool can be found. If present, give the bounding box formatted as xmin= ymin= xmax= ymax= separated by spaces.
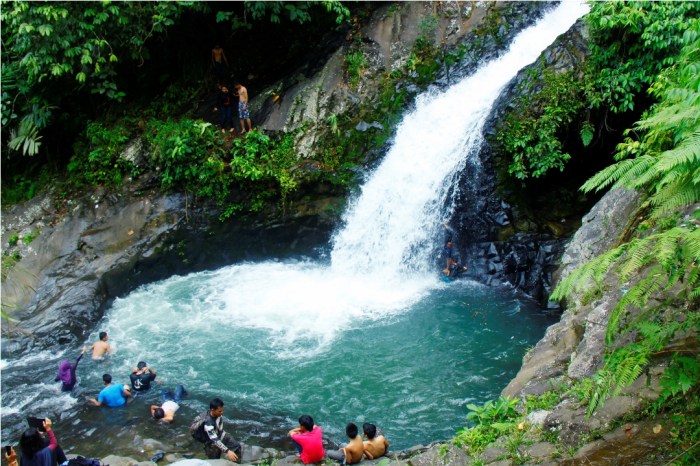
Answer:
xmin=1 ymin=2 xmax=587 ymax=458
xmin=1 ymin=263 xmax=555 ymax=457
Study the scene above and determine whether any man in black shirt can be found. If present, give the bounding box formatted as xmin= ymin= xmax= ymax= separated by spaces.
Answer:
xmin=129 ymin=361 xmax=157 ymax=392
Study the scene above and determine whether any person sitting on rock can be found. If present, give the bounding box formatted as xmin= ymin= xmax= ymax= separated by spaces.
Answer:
xmin=326 ymin=422 xmax=364 ymax=464
xmin=362 ymin=422 xmax=390 ymax=460
xmin=448 ymin=255 xmax=468 ymax=279
xmin=289 ymin=414 xmax=325 ymax=464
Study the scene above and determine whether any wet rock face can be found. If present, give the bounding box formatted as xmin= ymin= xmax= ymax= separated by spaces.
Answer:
xmin=1 ymin=178 xmax=339 ymax=357
xmin=444 ymin=19 xmax=593 ymax=304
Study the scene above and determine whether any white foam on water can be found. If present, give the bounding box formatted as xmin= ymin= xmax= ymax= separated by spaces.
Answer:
xmin=94 ymin=0 xmax=590 ymax=357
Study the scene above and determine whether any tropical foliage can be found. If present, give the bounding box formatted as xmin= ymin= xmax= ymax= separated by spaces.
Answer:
xmin=454 ymin=397 xmax=520 ymax=454
xmin=552 ymin=19 xmax=700 ymax=415
xmin=495 ymin=1 xmax=700 ymax=181
xmin=0 ymin=1 xmax=349 ymax=162
xmin=496 ymin=67 xmax=585 ymax=179
xmin=1 ymin=2 xmax=205 ymax=153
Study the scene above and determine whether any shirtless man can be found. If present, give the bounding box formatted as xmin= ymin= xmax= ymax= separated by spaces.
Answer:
xmin=90 ymin=332 xmax=111 ymax=360
xmin=211 ymin=45 xmax=229 ymax=85
xmin=327 ymin=423 xmax=364 ymax=464
xmin=362 ymin=423 xmax=390 ymax=459
xmin=234 ymin=83 xmax=252 ymax=133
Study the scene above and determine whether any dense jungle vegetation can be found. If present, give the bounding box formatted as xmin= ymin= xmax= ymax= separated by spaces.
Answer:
xmin=459 ymin=2 xmax=700 ymax=464
xmin=2 ymin=1 xmax=699 ymax=462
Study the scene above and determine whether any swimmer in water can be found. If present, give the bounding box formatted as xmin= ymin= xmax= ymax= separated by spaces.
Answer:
xmin=90 ymin=332 xmax=111 ymax=360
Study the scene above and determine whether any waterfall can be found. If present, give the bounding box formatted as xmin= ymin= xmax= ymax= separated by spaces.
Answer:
xmin=0 ymin=2 xmax=591 ymax=451
xmin=330 ymin=1 xmax=590 ymax=281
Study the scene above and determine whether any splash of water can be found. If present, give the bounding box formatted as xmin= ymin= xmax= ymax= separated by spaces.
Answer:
xmin=1 ymin=1 xmax=590 ymax=449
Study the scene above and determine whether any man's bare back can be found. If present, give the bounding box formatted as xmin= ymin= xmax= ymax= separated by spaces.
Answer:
xmin=91 ymin=334 xmax=111 ymax=360
xmin=344 ymin=436 xmax=365 ymax=464
xmin=363 ymin=435 xmax=389 ymax=459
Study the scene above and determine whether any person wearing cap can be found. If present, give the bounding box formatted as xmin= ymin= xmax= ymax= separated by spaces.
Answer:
xmin=130 ymin=361 xmax=158 ymax=392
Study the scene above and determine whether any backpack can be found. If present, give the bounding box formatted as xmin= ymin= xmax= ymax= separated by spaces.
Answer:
xmin=63 ymin=457 xmax=103 ymax=466
xmin=189 ymin=411 xmax=209 ymax=443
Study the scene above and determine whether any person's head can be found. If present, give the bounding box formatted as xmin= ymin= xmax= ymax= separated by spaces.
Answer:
xmin=221 ymin=85 xmax=229 ymax=93
xmin=209 ymin=397 xmax=225 ymax=417
xmin=153 ymin=407 xmax=165 ymax=420
xmin=137 ymin=361 xmax=147 ymax=370
xmin=102 ymin=373 xmax=112 ymax=385
xmin=57 ymin=360 xmax=72 ymax=384
xmin=346 ymin=423 xmax=358 ymax=439
xmin=362 ymin=423 xmax=377 ymax=439
xmin=99 ymin=331 xmax=108 ymax=341
xmin=19 ymin=428 xmax=45 ymax=458
xmin=298 ymin=414 xmax=314 ymax=432
xmin=234 ymin=83 xmax=242 ymax=90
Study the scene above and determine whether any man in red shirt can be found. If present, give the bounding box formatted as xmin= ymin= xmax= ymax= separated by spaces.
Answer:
xmin=289 ymin=414 xmax=325 ymax=464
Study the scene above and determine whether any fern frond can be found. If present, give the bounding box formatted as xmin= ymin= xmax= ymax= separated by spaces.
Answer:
xmin=618 ymin=238 xmax=654 ymax=281
xmin=649 ymin=181 xmax=700 ymax=218
xmin=606 ymin=271 xmax=664 ymax=344
xmin=651 ymin=228 xmax=684 ymax=271
xmin=581 ymin=156 xmax=657 ymax=193
xmin=641 ymin=105 xmax=700 ymax=133
xmin=685 ymin=227 xmax=700 ymax=262
xmin=655 ymin=129 xmax=700 ymax=172
xmin=551 ymin=247 xmax=627 ymax=301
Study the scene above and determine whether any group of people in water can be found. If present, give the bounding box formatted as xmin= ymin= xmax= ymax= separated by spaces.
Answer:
xmin=4 ymin=330 xmax=390 ymax=466
xmin=211 ymin=45 xmax=253 ymax=135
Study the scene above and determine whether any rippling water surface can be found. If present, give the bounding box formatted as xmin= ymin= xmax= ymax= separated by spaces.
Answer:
xmin=1 ymin=1 xmax=588 ymax=456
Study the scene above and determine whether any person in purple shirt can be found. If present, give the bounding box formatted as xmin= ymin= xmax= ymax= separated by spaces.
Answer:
xmin=55 ymin=346 xmax=86 ymax=392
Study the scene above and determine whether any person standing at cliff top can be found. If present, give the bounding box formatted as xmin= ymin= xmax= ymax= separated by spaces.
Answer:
xmin=211 ymin=45 xmax=229 ymax=86
xmin=55 ymin=346 xmax=86 ymax=392
xmin=234 ymin=83 xmax=253 ymax=134
xmin=90 ymin=332 xmax=111 ymax=360
xmin=214 ymin=85 xmax=235 ymax=133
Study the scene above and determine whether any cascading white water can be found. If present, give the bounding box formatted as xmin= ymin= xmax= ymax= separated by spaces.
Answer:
xmin=331 ymin=1 xmax=590 ymax=281
xmin=1 ymin=1 xmax=590 ymax=452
